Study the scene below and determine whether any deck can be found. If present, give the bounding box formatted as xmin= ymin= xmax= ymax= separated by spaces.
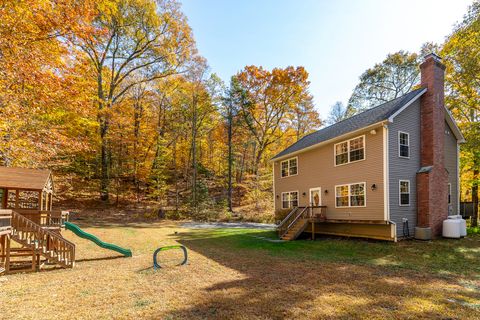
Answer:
xmin=278 ymin=206 xmax=395 ymax=241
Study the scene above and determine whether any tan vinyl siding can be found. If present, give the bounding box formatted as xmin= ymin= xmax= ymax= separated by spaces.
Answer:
xmin=273 ymin=126 xmax=385 ymax=221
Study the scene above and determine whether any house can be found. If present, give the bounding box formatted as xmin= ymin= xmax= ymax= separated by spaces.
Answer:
xmin=273 ymin=54 xmax=464 ymax=241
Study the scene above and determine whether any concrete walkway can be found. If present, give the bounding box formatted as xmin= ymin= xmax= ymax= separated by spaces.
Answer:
xmin=181 ymin=221 xmax=276 ymax=230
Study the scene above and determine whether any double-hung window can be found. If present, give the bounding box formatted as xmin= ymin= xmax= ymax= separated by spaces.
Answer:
xmin=334 ymin=136 xmax=365 ymax=166
xmin=282 ymin=191 xmax=298 ymax=209
xmin=335 ymin=183 xmax=366 ymax=207
xmin=281 ymin=157 xmax=298 ymax=177
xmin=335 ymin=142 xmax=349 ymax=165
xmin=399 ymin=132 xmax=410 ymax=158
xmin=399 ymin=180 xmax=410 ymax=206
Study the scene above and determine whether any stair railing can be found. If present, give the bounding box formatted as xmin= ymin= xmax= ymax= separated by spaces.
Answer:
xmin=277 ymin=207 xmax=300 ymax=237
xmin=10 ymin=210 xmax=75 ymax=268
xmin=286 ymin=207 xmax=309 ymax=231
xmin=278 ymin=206 xmax=309 ymax=238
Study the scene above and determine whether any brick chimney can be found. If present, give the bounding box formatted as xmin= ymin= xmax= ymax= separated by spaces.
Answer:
xmin=415 ymin=53 xmax=448 ymax=239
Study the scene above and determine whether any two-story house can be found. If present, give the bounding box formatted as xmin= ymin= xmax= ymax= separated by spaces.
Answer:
xmin=273 ymin=54 xmax=464 ymax=241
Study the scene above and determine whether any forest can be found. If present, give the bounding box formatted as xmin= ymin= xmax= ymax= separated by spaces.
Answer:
xmin=1 ymin=0 xmax=479 ymax=225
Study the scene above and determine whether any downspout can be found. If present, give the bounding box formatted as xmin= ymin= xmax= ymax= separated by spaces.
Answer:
xmin=389 ymin=220 xmax=398 ymax=242
xmin=457 ymin=143 xmax=460 ymax=215
xmin=383 ymin=123 xmax=390 ymax=222
xmin=272 ymin=162 xmax=276 ymax=217
xmin=383 ymin=123 xmax=397 ymax=242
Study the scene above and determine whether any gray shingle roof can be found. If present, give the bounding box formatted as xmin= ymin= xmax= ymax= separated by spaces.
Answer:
xmin=272 ymin=88 xmax=426 ymax=160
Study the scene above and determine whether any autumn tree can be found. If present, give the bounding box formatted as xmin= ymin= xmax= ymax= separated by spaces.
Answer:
xmin=0 ymin=0 xmax=96 ymax=166
xmin=348 ymin=51 xmax=420 ymax=112
xmin=222 ymin=77 xmax=249 ymax=212
xmin=290 ymin=96 xmax=322 ymax=141
xmin=442 ymin=1 xmax=480 ymax=226
xmin=232 ymin=66 xmax=318 ymax=209
xmin=326 ymin=101 xmax=355 ymax=125
xmin=71 ymin=0 xmax=196 ymax=200
xmin=234 ymin=66 xmax=315 ymax=175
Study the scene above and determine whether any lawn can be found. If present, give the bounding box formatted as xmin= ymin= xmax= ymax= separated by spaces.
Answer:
xmin=1 ymin=221 xmax=479 ymax=319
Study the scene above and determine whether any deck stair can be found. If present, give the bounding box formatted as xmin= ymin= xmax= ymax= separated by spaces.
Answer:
xmin=9 ymin=210 xmax=75 ymax=271
xmin=278 ymin=206 xmax=326 ymax=241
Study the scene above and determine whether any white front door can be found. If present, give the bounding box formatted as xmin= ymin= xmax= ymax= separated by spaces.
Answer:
xmin=309 ymin=187 xmax=321 ymax=206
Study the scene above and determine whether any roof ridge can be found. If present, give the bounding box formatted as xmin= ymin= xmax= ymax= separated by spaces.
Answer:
xmin=298 ymin=88 xmax=421 ymax=143
xmin=272 ymin=88 xmax=426 ymax=160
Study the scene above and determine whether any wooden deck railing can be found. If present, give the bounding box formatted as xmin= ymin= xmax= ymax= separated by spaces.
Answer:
xmin=10 ymin=211 xmax=75 ymax=268
xmin=307 ymin=206 xmax=327 ymax=220
xmin=0 ymin=210 xmax=12 ymax=234
xmin=277 ymin=206 xmax=327 ymax=238
xmin=14 ymin=210 xmax=69 ymax=229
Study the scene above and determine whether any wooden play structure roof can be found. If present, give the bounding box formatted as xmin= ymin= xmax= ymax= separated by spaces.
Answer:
xmin=0 ymin=167 xmax=52 ymax=191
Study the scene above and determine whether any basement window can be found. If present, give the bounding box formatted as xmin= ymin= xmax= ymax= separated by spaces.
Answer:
xmin=335 ymin=183 xmax=366 ymax=207
xmin=399 ymin=132 xmax=410 ymax=158
xmin=399 ymin=180 xmax=410 ymax=206
xmin=334 ymin=136 xmax=365 ymax=166
xmin=282 ymin=191 xmax=299 ymax=209
xmin=280 ymin=157 xmax=298 ymax=177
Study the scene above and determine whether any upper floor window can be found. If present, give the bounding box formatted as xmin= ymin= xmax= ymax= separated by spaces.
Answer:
xmin=399 ymin=132 xmax=410 ymax=158
xmin=282 ymin=191 xmax=298 ymax=209
xmin=334 ymin=136 xmax=365 ymax=166
xmin=399 ymin=180 xmax=410 ymax=206
xmin=335 ymin=182 xmax=366 ymax=207
xmin=281 ymin=157 xmax=298 ymax=177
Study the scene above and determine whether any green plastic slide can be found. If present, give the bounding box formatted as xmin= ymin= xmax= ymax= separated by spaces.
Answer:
xmin=64 ymin=222 xmax=132 ymax=257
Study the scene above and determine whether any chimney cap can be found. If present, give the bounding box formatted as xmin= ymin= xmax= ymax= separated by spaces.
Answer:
xmin=424 ymin=52 xmax=443 ymax=62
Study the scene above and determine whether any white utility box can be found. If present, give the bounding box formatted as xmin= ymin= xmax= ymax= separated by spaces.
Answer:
xmin=443 ymin=215 xmax=467 ymax=238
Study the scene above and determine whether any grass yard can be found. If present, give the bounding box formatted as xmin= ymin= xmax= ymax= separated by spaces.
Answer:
xmin=1 ymin=221 xmax=479 ymax=319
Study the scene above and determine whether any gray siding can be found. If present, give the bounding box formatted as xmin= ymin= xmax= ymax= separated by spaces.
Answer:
xmin=445 ymin=121 xmax=459 ymax=216
xmin=388 ymin=99 xmax=421 ymax=238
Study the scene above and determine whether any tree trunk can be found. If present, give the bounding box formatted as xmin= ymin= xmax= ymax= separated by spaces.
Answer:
xmin=173 ymin=139 xmax=179 ymax=215
xmin=253 ymin=145 xmax=265 ymax=210
xmin=227 ymin=111 xmax=233 ymax=212
xmin=97 ymin=70 xmax=109 ymax=201
xmin=100 ymin=118 xmax=109 ymax=201
xmin=133 ymin=101 xmax=141 ymax=202
xmin=191 ymin=93 xmax=198 ymax=212
xmin=472 ymin=168 xmax=479 ymax=227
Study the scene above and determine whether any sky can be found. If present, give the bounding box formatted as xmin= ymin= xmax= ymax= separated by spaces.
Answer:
xmin=180 ymin=0 xmax=472 ymax=117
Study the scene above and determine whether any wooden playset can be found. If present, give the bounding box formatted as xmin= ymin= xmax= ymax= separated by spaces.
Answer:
xmin=0 ymin=167 xmax=130 ymax=275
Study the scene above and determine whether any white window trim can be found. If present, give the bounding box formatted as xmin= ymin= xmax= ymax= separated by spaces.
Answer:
xmin=281 ymin=190 xmax=299 ymax=209
xmin=334 ymin=135 xmax=366 ymax=167
xmin=334 ymin=182 xmax=367 ymax=208
xmin=399 ymin=180 xmax=410 ymax=207
xmin=280 ymin=156 xmax=298 ymax=178
xmin=448 ymin=183 xmax=452 ymax=205
xmin=398 ymin=131 xmax=410 ymax=159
